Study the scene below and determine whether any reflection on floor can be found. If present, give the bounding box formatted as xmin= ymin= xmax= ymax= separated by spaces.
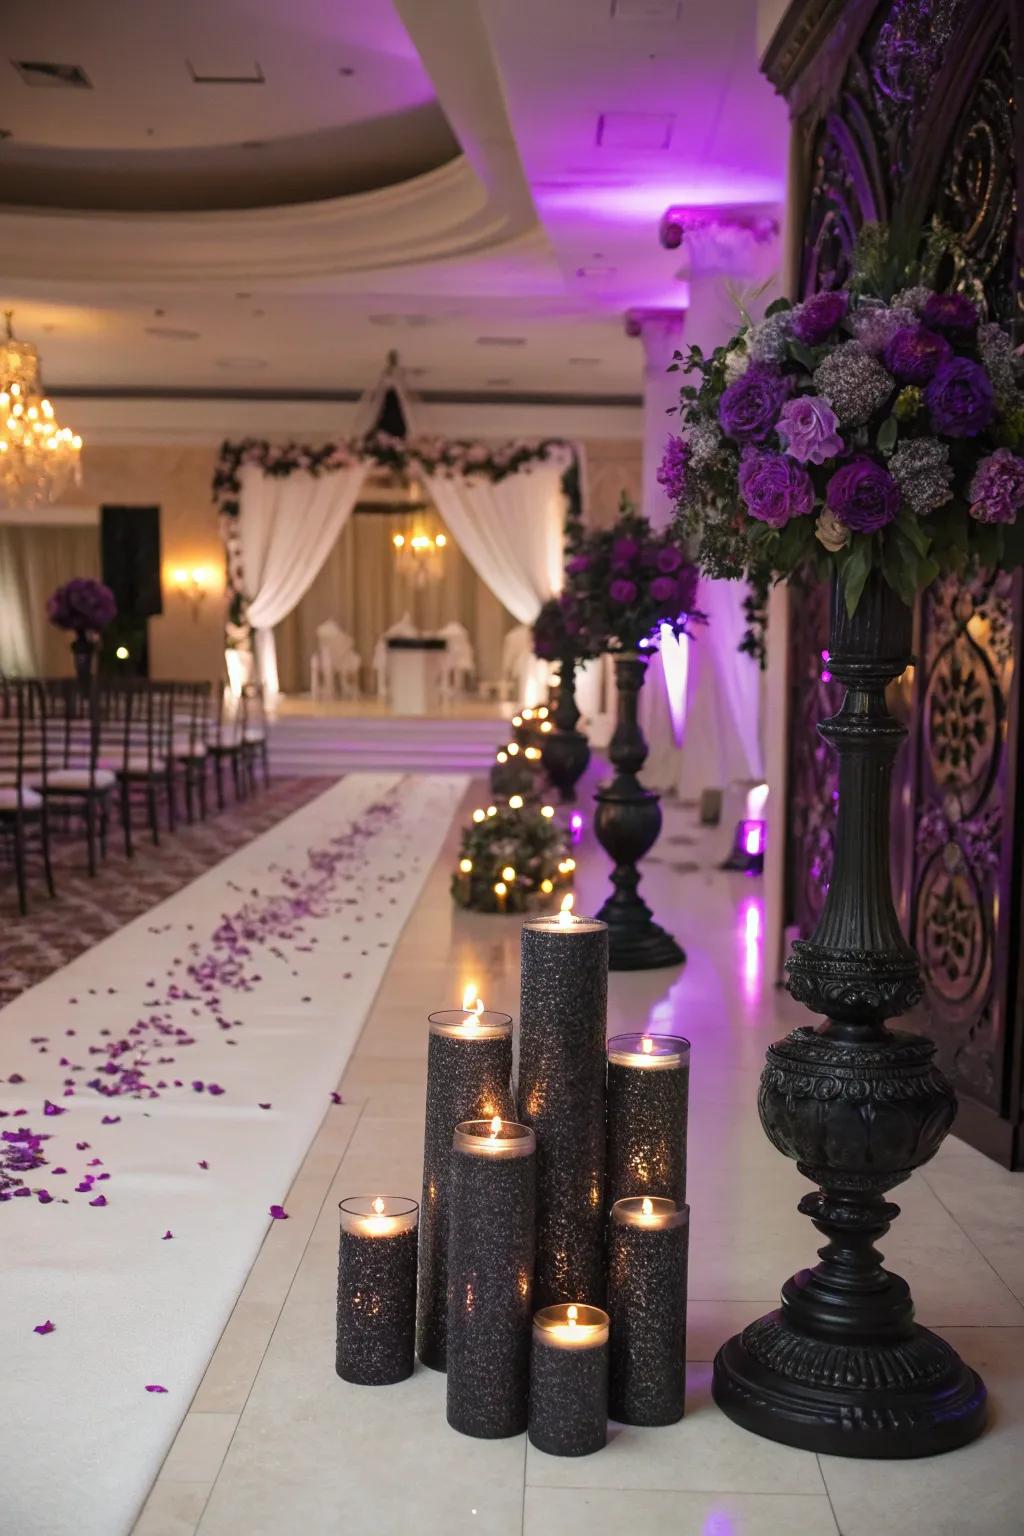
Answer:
xmin=134 ymin=785 xmax=1024 ymax=1536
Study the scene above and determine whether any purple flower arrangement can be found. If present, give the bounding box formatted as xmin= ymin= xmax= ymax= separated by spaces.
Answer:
xmin=561 ymin=502 xmax=703 ymax=652
xmin=47 ymin=578 xmax=117 ymax=634
xmin=664 ymin=233 xmax=1024 ymax=616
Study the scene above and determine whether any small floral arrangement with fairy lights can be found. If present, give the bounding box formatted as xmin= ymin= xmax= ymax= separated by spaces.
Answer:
xmin=663 ymin=223 xmax=1024 ymax=618
xmin=490 ymin=706 xmax=548 ymax=796
xmin=451 ymin=792 xmax=574 ymax=915
xmin=561 ymin=501 xmax=704 ymax=653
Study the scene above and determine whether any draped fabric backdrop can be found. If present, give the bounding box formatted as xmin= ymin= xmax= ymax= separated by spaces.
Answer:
xmin=237 ymin=462 xmax=368 ymax=695
xmin=0 ymin=523 xmax=100 ymax=676
xmin=274 ymin=507 xmax=515 ymax=695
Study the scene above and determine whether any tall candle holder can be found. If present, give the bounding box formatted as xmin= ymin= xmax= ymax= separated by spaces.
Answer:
xmin=337 ymin=1196 xmax=418 ymax=1386
xmin=417 ymin=1002 xmax=515 ymax=1371
xmin=518 ymin=901 xmax=608 ymax=1307
xmin=446 ymin=1118 xmax=536 ymax=1439
xmin=529 ymin=1304 xmax=609 ymax=1457
xmin=608 ymin=1196 xmax=688 ymax=1425
xmin=606 ymin=1032 xmax=689 ymax=1212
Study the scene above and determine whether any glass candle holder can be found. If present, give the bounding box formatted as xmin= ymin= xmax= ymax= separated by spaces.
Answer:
xmin=608 ymin=1196 xmax=689 ymax=1425
xmin=529 ymin=1304 xmax=610 ymax=1457
xmin=518 ymin=911 xmax=608 ymax=1307
xmin=337 ymin=1195 xmax=418 ymax=1386
xmin=417 ymin=1007 xmax=515 ymax=1371
xmin=446 ymin=1119 xmax=536 ymax=1438
xmin=606 ymin=1032 xmax=690 ymax=1212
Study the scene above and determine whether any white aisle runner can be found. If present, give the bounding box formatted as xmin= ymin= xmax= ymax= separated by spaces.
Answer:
xmin=0 ymin=773 xmax=466 ymax=1536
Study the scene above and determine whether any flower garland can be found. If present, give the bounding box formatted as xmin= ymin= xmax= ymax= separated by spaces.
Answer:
xmin=213 ymin=433 xmax=578 ymax=649
xmin=663 ymin=223 xmax=1024 ymax=619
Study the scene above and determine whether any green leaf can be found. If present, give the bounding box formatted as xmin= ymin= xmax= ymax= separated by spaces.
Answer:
xmin=895 ymin=508 xmax=930 ymax=558
xmin=764 ymin=296 xmax=793 ymax=318
xmin=787 ymin=339 xmax=817 ymax=372
xmin=877 ymin=416 xmax=898 ymax=455
xmin=971 ymin=522 xmax=1004 ymax=571
xmin=841 ymin=534 xmax=873 ymax=616
xmin=1000 ymin=516 xmax=1024 ymax=568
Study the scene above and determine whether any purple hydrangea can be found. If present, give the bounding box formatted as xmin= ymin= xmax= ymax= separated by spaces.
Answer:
xmin=826 ymin=457 xmax=901 ymax=532
xmin=609 ymin=577 xmax=638 ymax=604
xmin=883 ymin=326 xmax=952 ymax=385
xmin=656 ymin=435 xmax=690 ymax=502
xmin=968 ymin=448 xmax=1024 ymax=525
xmin=738 ymin=450 xmax=815 ymax=528
xmin=921 ymin=291 xmax=979 ymax=338
xmin=47 ymin=579 xmax=118 ymax=634
xmin=925 ymin=358 xmax=995 ymax=438
xmin=792 ymin=290 xmax=849 ymax=346
xmin=718 ymin=367 xmax=788 ymax=444
xmin=775 ymin=394 xmax=844 ymax=465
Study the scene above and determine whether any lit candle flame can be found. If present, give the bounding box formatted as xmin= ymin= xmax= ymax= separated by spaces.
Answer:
xmin=489 ymin=1116 xmax=502 ymax=1139
xmin=567 ymin=1304 xmax=578 ymax=1329
xmin=462 ymin=985 xmax=484 ymax=1016
xmin=642 ymin=1197 xmax=653 ymax=1217
xmin=641 ymin=1037 xmax=654 ymax=1055
xmin=558 ymin=893 xmax=575 ymax=927
xmin=373 ymin=1197 xmax=385 ymax=1216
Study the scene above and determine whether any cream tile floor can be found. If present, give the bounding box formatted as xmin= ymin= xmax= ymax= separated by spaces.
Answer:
xmin=132 ymin=788 xmax=1024 ymax=1536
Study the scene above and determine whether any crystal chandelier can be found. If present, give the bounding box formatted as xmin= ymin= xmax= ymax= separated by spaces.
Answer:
xmin=0 ymin=312 xmax=82 ymax=510
xmin=392 ymin=528 xmax=446 ymax=586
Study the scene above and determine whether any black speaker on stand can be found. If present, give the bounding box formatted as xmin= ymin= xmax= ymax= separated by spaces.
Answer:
xmin=100 ymin=506 xmax=162 ymax=677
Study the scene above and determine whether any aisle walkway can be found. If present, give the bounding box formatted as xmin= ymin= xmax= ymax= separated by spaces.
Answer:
xmin=135 ymin=788 xmax=1024 ymax=1536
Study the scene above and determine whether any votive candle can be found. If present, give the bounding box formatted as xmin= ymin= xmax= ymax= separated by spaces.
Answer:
xmin=607 ymin=1196 xmax=689 ymax=1425
xmin=446 ymin=1118 xmax=536 ymax=1438
xmin=337 ymin=1195 xmax=418 ymax=1386
xmin=417 ymin=1004 xmax=515 ymax=1370
xmin=529 ymin=1304 xmax=610 ymax=1457
xmin=606 ymin=1032 xmax=690 ymax=1211
xmin=519 ymin=904 xmax=608 ymax=1307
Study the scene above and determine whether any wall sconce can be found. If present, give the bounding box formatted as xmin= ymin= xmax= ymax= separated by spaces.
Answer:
xmin=171 ymin=565 xmax=210 ymax=621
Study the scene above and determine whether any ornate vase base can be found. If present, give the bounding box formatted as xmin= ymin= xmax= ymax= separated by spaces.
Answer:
xmin=595 ymin=903 xmax=685 ymax=972
xmin=713 ymin=1316 xmax=987 ymax=1459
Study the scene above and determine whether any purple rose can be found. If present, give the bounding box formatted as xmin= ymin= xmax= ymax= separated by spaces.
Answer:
xmin=792 ymin=290 xmax=849 ymax=346
xmin=566 ymin=554 xmax=591 ymax=575
xmin=611 ymin=537 xmax=640 ymax=569
xmin=925 ymin=358 xmax=995 ymax=438
xmin=968 ymin=447 xmax=1024 ymax=525
xmin=718 ymin=367 xmax=788 ymax=444
xmin=609 ymin=578 xmax=638 ymax=604
xmin=883 ymin=326 xmax=952 ymax=385
xmin=655 ymin=543 xmax=685 ymax=574
xmin=776 ymin=394 xmax=844 ymax=465
xmin=649 ymin=575 xmax=679 ymax=604
xmin=656 ymin=435 xmax=689 ymax=502
xmin=46 ymin=578 xmax=118 ymax=633
xmin=826 ymin=457 xmax=900 ymax=532
xmin=921 ymin=292 xmax=978 ymax=338
xmin=738 ymin=451 xmax=815 ymax=528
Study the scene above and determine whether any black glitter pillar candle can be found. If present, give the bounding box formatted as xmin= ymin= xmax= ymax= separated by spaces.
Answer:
xmin=417 ymin=1007 xmax=515 ymax=1371
xmin=519 ymin=909 xmax=608 ymax=1307
xmin=608 ymin=1197 xmax=689 ymax=1425
xmin=336 ymin=1196 xmax=418 ymax=1385
xmin=529 ymin=1305 xmax=610 ymax=1457
xmin=447 ymin=1119 xmax=536 ymax=1438
xmin=606 ymin=1033 xmax=690 ymax=1212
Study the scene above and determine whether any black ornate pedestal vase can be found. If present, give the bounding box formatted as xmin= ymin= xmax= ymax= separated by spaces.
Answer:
xmin=594 ymin=652 xmax=684 ymax=971
xmin=542 ymin=657 xmax=591 ymax=803
xmin=71 ymin=630 xmax=96 ymax=685
xmin=712 ymin=574 xmax=986 ymax=1458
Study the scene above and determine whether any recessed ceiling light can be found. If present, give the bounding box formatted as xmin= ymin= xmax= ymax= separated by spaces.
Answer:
xmin=187 ymin=60 xmax=265 ymax=85
xmin=215 ymin=356 xmax=268 ymax=370
xmin=234 ymin=291 xmax=252 ymax=300
xmin=145 ymin=325 xmax=201 ymax=341
xmin=14 ymin=60 xmax=92 ymax=89
xmin=476 ymin=336 xmax=526 ymax=347
xmin=596 ymin=111 xmax=674 ymax=150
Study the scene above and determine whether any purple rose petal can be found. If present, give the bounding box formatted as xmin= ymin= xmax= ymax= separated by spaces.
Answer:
xmin=162 ymin=1230 xmax=173 ymax=1240
xmin=89 ymin=1194 xmax=108 ymax=1207
xmin=34 ymin=1320 xmax=56 ymax=1335
xmin=145 ymin=1384 xmax=168 ymax=1394
xmin=269 ymin=1204 xmax=289 ymax=1220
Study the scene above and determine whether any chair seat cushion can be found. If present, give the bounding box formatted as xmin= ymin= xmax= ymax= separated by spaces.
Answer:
xmin=41 ymin=768 xmax=117 ymax=791
xmin=0 ymin=785 xmax=42 ymax=810
xmin=118 ymin=756 xmax=167 ymax=775
xmin=173 ymin=739 xmax=208 ymax=759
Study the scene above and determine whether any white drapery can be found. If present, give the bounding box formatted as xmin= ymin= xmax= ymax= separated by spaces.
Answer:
xmin=237 ymin=461 xmax=368 ymax=694
xmin=423 ymin=458 xmax=566 ymax=626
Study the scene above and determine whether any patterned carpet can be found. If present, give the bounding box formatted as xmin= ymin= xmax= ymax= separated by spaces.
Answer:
xmin=0 ymin=778 xmax=336 ymax=1008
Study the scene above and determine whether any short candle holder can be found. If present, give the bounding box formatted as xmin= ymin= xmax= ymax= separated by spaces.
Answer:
xmin=606 ymin=1032 xmax=690 ymax=1212
xmin=336 ymin=1196 xmax=418 ymax=1386
xmin=519 ymin=906 xmax=608 ymax=1307
xmin=417 ymin=1006 xmax=515 ymax=1371
xmin=608 ymin=1196 xmax=688 ymax=1425
xmin=446 ymin=1118 xmax=537 ymax=1439
xmin=529 ymin=1304 xmax=609 ymax=1457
